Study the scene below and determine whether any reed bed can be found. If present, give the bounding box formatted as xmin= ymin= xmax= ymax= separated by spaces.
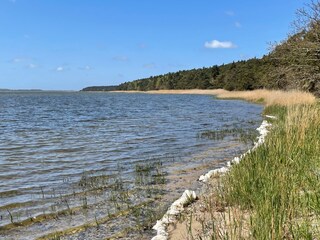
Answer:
xmin=213 ymin=89 xmax=316 ymax=106
xmin=136 ymin=89 xmax=317 ymax=106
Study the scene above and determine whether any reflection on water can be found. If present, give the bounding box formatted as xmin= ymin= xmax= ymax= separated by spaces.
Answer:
xmin=0 ymin=92 xmax=262 ymax=239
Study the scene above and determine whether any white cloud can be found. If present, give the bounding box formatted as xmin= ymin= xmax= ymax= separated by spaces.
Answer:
xmin=12 ymin=58 xmax=24 ymax=63
xmin=11 ymin=57 xmax=34 ymax=64
xmin=56 ymin=66 xmax=64 ymax=72
xmin=9 ymin=57 xmax=39 ymax=69
xmin=235 ymin=22 xmax=242 ymax=28
xmin=112 ymin=56 xmax=128 ymax=62
xmin=27 ymin=63 xmax=37 ymax=69
xmin=204 ymin=40 xmax=237 ymax=49
xmin=11 ymin=57 xmax=38 ymax=69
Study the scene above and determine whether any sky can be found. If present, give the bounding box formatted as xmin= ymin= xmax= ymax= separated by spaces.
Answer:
xmin=0 ymin=0 xmax=306 ymax=90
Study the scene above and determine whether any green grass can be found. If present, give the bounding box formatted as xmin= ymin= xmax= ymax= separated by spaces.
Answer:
xmin=220 ymin=103 xmax=320 ymax=239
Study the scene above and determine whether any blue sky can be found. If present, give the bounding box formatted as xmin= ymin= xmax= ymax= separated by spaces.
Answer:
xmin=0 ymin=0 xmax=305 ymax=90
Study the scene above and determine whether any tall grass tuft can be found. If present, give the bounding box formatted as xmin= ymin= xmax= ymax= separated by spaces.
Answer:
xmin=222 ymin=103 xmax=320 ymax=239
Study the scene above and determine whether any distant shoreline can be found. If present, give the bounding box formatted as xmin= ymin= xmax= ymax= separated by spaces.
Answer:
xmin=111 ymin=89 xmax=227 ymax=95
xmin=112 ymin=89 xmax=316 ymax=106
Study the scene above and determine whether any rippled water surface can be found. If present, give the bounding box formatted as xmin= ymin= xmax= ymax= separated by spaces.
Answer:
xmin=0 ymin=92 xmax=263 ymax=239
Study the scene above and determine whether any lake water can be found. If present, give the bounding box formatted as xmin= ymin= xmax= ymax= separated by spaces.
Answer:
xmin=0 ymin=92 xmax=263 ymax=239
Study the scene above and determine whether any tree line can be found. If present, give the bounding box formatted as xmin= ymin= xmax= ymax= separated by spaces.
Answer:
xmin=82 ymin=1 xmax=320 ymax=97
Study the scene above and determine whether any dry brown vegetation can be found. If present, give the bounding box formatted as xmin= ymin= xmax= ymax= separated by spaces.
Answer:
xmin=214 ymin=89 xmax=316 ymax=106
xmin=116 ymin=89 xmax=317 ymax=106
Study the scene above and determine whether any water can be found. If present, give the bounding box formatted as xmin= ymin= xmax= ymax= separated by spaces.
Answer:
xmin=0 ymin=91 xmax=263 ymax=239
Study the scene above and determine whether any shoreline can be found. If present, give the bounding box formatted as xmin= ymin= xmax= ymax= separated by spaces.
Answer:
xmin=146 ymin=89 xmax=317 ymax=239
xmin=111 ymin=89 xmax=227 ymax=95
xmin=0 ymin=91 xmax=261 ymax=240
xmin=112 ymin=89 xmax=316 ymax=106
xmin=151 ymin=117 xmax=272 ymax=240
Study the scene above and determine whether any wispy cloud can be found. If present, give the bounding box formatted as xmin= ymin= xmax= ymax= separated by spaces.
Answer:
xmin=80 ymin=65 xmax=92 ymax=71
xmin=11 ymin=57 xmax=38 ymax=69
xmin=204 ymin=40 xmax=237 ymax=49
xmin=225 ymin=10 xmax=234 ymax=16
xmin=235 ymin=21 xmax=242 ymax=28
xmin=143 ymin=63 xmax=156 ymax=69
xmin=112 ymin=56 xmax=129 ymax=62
xmin=138 ymin=43 xmax=147 ymax=49
xmin=9 ymin=0 xmax=16 ymax=3
xmin=11 ymin=57 xmax=25 ymax=63
xmin=27 ymin=63 xmax=38 ymax=69
xmin=11 ymin=57 xmax=34 ymax=64
xmin=55 ymin=66 xmax=65 ymax=72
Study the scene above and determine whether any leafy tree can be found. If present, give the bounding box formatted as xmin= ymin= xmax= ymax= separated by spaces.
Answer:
xmin=83 ymin=1 xmax=320 ymax=97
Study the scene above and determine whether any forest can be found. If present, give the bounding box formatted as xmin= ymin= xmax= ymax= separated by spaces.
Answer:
xmin=82 ymin=4 xmax=320 ymax=97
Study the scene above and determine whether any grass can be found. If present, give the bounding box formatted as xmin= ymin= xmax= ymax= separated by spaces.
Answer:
xmin=4 ymin=89 xmax=318 ymax=239
xmin=173 ymin=90 xmax=320 ymax=239
xmin=135 ymin=160 xmax=167 ymax=186
xmin=220 ymin=103 xmax=320 ymax=239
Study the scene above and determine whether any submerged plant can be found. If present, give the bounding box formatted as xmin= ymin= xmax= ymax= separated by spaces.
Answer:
xmin=198 ymin=127 xmax=258 ymax=145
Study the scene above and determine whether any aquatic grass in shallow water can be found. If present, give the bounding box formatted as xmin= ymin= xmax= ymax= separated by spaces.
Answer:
xmin=135 ymin=160 xmax=167 ymax=186
xmin=0 ymin=92 xmax=263 ymax=239
xmin=0 ymin=158 xmax=171 ymax=239
xmin=198 ymin=128 xmax=258 ymax=145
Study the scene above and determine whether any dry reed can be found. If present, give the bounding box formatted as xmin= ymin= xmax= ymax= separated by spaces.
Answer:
xmin=214 ymin=89 xmax=316 ymax=106
xmin=116 ymin=89 xmax=317 ymax=106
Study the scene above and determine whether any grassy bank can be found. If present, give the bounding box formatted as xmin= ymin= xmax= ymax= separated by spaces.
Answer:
xmin=168 ymin=90 xmax=320 ymax=239
xmin=223 ymin=103 xmax=320 ymax=239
